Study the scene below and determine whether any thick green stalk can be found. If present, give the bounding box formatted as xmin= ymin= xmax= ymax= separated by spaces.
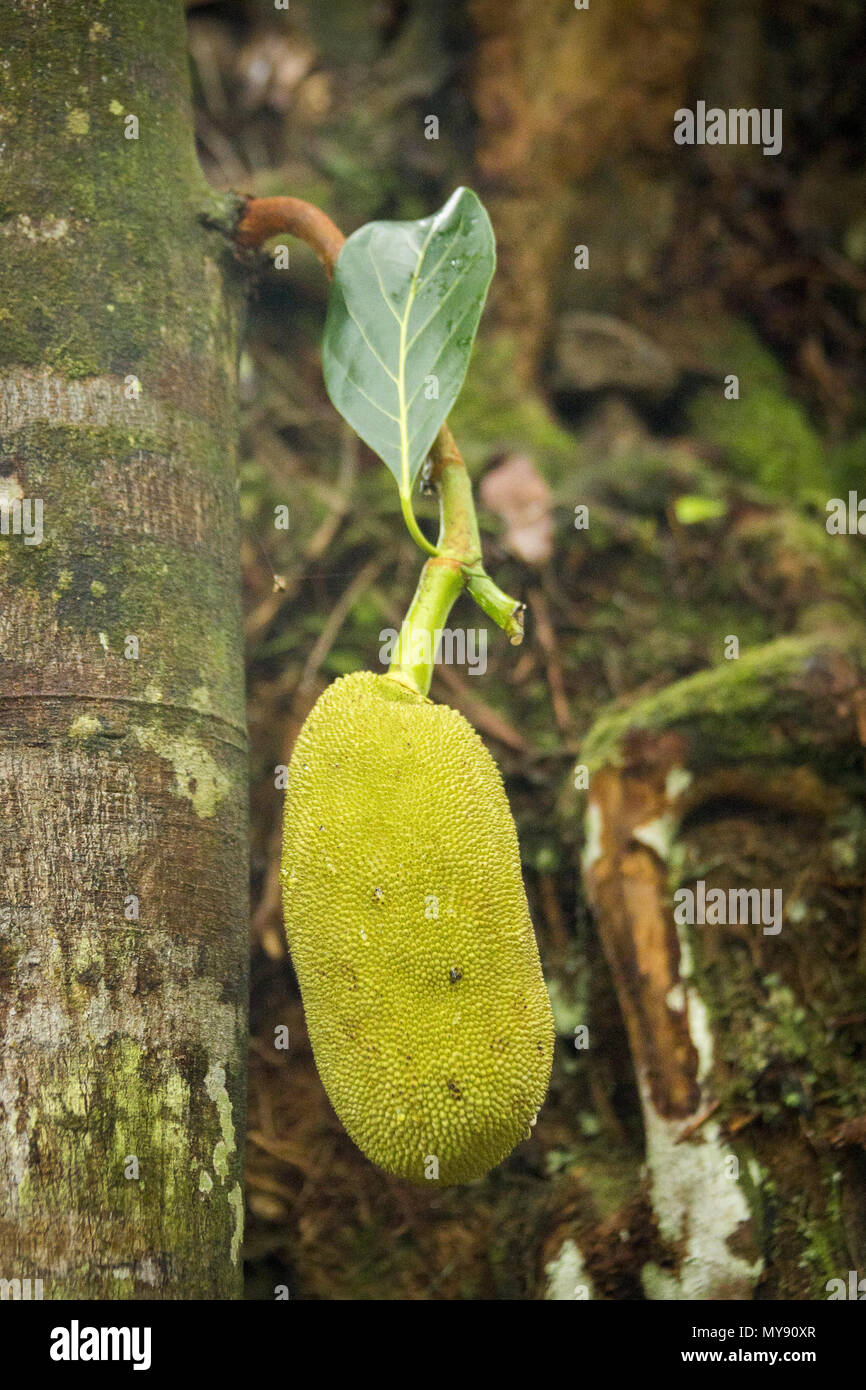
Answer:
xmin=387 ymin=425 xmax=524 ymax=695
xmin=387 ymin=558 xmax=466 ymax=697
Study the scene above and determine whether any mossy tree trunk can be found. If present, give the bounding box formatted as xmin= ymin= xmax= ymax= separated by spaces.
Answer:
xmin=0 ymin=0 xmax=248 ymax=1298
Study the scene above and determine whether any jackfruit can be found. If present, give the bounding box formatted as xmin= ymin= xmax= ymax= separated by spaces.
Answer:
xmin=280 ymin=670 xmax=554 ymax=1185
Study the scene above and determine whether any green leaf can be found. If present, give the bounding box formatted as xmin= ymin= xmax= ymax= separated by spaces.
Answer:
xmin=673 ymin=494 xmax=728 ymax=525
xmin=321 ymin=187 xmax=496 ymax=498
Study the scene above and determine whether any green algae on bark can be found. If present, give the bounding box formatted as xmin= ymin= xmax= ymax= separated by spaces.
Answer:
xmin=0 ymin=0 xmax=248 ymax=1299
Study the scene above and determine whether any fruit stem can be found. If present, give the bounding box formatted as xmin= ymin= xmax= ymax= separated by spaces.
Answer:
xmin=431 ymin=424 xmax=525 ymax=644
xmin=387 ymin=425 xmax=525 ymax=694
xmin=387 ymin=556 xmax=465 ymax=697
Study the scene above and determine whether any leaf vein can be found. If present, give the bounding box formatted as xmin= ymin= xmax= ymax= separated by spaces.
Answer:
xmin=342 ymin=301 xmax=399 ymax=385
xmin=404 ymin=298 xmax=480 ymax=414
xmin=329 ymin=359 xmax=400 ymax=424
xmin=366 ymin=243 xmax=404 ymax=327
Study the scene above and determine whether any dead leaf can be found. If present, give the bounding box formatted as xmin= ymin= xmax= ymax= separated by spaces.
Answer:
xmin=480 ymin=453 xmax=554 ymax=565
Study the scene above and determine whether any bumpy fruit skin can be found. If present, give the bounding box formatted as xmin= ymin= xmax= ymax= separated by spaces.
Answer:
xmin=280 ymin=670 xmax=554 ymax=1185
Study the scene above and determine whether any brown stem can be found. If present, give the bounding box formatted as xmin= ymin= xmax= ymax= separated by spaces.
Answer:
xmin=236 ymin=196 xmax=345 ymax=277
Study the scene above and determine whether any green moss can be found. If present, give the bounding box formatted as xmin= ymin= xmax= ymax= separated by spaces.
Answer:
xmin=687 ymin=324 xmax=830 ymax=503
xmin=739 ymin=507 xmax=866 ymax=609
xmin=132 ymin=727 xmax=232 ymax=819
xmin=68 ymin=714 xmax=102 ymax=740
xmin=15 ymin=1034 xmax=245 ymax=1296
xmin=0 ymin=3 xmax=240 ymax=382
xmin=581 ymin=632 xmax=864 ymax=775
xmin=793 ymin=1172 xmax=849 ymax=1296
xmin=0 ymin=422 xmax=244 ymax=716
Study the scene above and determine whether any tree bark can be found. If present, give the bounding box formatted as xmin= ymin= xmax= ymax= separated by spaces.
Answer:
xmin=0 ymin=0 xmax=248 ymax=1298
xmin=467 ymin=0 xmax=707 ymax=379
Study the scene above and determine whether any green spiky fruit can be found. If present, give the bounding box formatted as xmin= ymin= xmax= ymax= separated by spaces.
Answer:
xmin=280 ymin=670 xmax=554 ymax=1185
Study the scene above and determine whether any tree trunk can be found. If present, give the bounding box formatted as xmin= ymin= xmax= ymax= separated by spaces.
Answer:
xmin=467 ymin=0 xmax=707 ymax=380
xmin=0 ymin=0 xmax=248 ymax=1299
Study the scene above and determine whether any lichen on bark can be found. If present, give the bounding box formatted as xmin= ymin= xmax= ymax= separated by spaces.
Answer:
xmin=0 ymin=0 xmax=248 ymax=1298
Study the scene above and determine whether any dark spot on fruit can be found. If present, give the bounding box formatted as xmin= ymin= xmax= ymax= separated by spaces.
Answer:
xmin=335 ymin=962 xmax=358 ymax=991
xmin=449 ymin=967 xmax=462 ymax=983
xmin=446 ymin=1078 xmax=462 ymax=1098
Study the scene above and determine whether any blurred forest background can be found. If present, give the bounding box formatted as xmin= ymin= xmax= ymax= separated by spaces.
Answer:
xmin=187 ymin=0 xmax=866 ymax=1299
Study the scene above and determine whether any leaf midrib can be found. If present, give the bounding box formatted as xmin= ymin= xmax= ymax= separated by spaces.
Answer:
xmin=397 ymin=222 xmax=439 ymax=495
xmin=378 ymin=210 xmax=465 ymax=496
